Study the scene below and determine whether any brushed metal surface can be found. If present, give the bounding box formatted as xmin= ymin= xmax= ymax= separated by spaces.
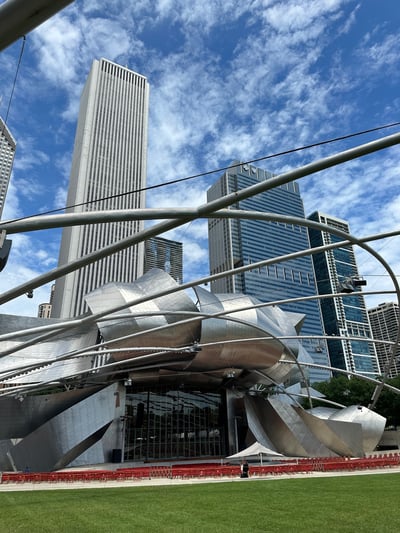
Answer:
xmin=0 ymin=269 xmax=389 ymax=469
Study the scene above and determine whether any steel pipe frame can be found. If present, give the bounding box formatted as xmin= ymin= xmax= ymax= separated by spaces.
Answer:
xmin=0 ymin=287 xmax=391 ymax=381
xmin=280 ymin=359 xmax=400 ymax=395
xmin=0 ymin=231 xmax=399 ymax=402
xmin=2 ymin=321 xmax=400 ymax=398
xmin=2 ymin=209 xmax=400 ymax=238
xmin=0 ymin=301 xmax=303 ymax=394
xmin=0 ymin=348 xmax=196 ymax=398
xmin=0 ymin=235 xmax=396 ymax=406
xmin=3 ymin=218 xmax=399 ymax=405
xmin=0 ymin=0 xmax=74 ymax=51
xmin=0 ymin=287 xmax=393 ymax=351
xmin=0 ymin=288 xmax=394 ymax=350
xmin=1 ymin=132 xmax=400 ymax=305
xmin=272 ymin=354 xmax=400 ymax=420
xmin=0 ymin=134 xmax=400 ymax=405
xmin=0 ymin=227 xmax=396 ymax=358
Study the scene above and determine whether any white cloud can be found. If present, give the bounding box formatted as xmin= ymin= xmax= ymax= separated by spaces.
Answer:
xmin=32 ymin=16 xmax=83 ymax=87
xmin=152 ymin=0 xmax=251 ymax=31
xmin=12 ymin=138 xmax=49 ymax=172
xmin=2 ymin=0 xmax=400 ymax=320
xmin=261 ymin=0 xmax=350 ymax=33
xmin=0 ymin=231 xmax=56 ymax=316
xmin=1 ymin=178 xmax=21 ymax=220
xmin=31 ymin=8 xmax=145 ymax=122
xmin=359 ymin=32 xmax=400 ymax=73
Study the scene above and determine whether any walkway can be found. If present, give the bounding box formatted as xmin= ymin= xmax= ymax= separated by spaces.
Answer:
xmin=1 ymin=454 xmax=399 ymax=492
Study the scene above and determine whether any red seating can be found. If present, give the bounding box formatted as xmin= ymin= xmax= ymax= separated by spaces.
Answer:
xmin=1 ymin=453 xmax=399 ymax=485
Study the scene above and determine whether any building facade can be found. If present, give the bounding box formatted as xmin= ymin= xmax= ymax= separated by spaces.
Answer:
xmin=38 ymin=303 xmax=52 ymax=318
xmin=308 ymin=211 xmax=380 ymax=379
xmin=207 ymin=162 xmax=330 ymax=383
xmin=368 ymin=302 xmax=400 ymax=378
xmin=51 ymin=58 xmax=149 ymax=318
xmin=0 ymin=116 xmax=16 ymax=219
xmin=37 ymin=285 xmax=55 ymax=318
xmin=144 ymin=236 xmax=183 ymax=284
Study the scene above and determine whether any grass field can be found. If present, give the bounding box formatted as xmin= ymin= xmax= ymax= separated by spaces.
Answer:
xmin=0 ymin=473 xmax=399 ymax=532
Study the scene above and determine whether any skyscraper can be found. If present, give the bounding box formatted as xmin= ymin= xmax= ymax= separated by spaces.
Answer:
xmin=207 ymin=161 xmax=330 ymax=383
xmin=51 ymin=59 xmax=149 ymax=318
xmin=0 ymin=116 xmax=16 ymax=219
xmin=368 ymin=302 xmax=400 ymax=378
xmin=308 ymin=211 xmax=380 ymax=379
xmin=144 ymin=236 xmax=183 ymax=284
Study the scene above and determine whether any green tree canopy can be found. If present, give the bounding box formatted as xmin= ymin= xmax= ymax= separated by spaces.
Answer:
xmin=311 ymin=376 xmax=400 ymax=427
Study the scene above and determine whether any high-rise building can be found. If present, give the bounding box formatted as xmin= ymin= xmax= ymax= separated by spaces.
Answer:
xmin=144 ymin=237 xmax=183 ymax=284
xmin=0 ymin=116 xmax=16 ymax=219
xmin=207 ymin=161 xmax=330 ymax=383
xmin=38 ymin=303 xmax=52 ymax=319
xmin=368 ymin=302 xmax=400 ymax=378
xmin=51 ymin=59 xmax=149 ymax=318
xmin=37 ymin=284 xmax=55 ymax=318
xmin=308 ymin=211 xmax=380 ymax=379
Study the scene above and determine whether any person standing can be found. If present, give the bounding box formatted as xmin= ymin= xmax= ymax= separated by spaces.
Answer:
xmin=240 ymin=460 xmax=249 ymax=478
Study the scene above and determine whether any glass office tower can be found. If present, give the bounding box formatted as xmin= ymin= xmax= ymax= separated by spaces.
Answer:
xmin=144 ymin=236 xmax=183 ymax=284
xmin=368 ymin=302 xmax=400 ymax=378
xmin=207 ymin=162 xmax=330 ymax=383
xmin=308 ymin=211 xmax=380 ymax=379
xmin=52 ymin=58 xmax=149 ymax=318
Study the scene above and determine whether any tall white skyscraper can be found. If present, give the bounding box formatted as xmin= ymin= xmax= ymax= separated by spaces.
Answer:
xmin=0 ymin=116 xmax=16 ymax=219
xmin=52 ymin=58 xmax=149 ymax=318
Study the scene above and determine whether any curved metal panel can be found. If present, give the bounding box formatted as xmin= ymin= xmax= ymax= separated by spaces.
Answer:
xmin=295 ymin=406 xmax=362 ymax=457
xmin=192 ymin=289 xmax=294 ymax=380
xmin=0 ymin=386 xmax=103 ymax=439
xmin=329 ymin=405 xmax=386 ymax=453
xmin=0 ymin=270 xmax=389 ymax=466
xmin=85 ymin=269 xmax=201 ymax=361
xmin=245 ymin=395 xmax=335 ymax=457
xmin=7 ymin=384 xmax=119 ymax=472
xmin=0 ymin=314 xmax=98 ymax=384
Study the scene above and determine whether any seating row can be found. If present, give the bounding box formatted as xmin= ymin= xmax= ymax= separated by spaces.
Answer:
xmin=1 ymin=454 xmax=399 ymax=484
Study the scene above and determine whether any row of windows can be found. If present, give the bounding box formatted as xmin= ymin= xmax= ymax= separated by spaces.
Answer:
xmin=353 ymin=355 xmax=377 ymax=373
xmin=347 ymin=323 xmax=371 ymax=337
xmin=100 ymin=59 xmax=147 ymax=88
xmin=243 ymin=262 xmax=315 ymax=286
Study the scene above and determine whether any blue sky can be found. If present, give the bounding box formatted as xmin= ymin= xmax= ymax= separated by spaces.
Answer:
xmin=0 ymin=0 xmax=400 ymax=316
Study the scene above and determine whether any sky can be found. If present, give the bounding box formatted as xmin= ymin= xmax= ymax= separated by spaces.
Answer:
xmin=0 ymin=0 xmax=400 ymax=317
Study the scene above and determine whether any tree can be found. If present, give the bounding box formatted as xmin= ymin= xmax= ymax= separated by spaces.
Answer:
xmin=312 ymin=375 xmax=374 ymax=408
xmin=374 ymin=376 xmax=400 ymax=427
xmin=311 ymin=375 xmax=400 ymax=427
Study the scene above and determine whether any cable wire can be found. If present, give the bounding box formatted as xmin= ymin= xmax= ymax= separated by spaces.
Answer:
xmin=1 ymin=120 xmax=400 ymax=228
xmin=3 ymin=36 xmax=26 ymax=124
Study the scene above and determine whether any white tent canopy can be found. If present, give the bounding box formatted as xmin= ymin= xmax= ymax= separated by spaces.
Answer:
xmin=226 ymin=441 xmax=283 ymax=465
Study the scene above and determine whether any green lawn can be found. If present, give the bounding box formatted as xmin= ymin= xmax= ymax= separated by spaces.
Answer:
xmin=0 ymin=473 xmax=399 ymax=532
